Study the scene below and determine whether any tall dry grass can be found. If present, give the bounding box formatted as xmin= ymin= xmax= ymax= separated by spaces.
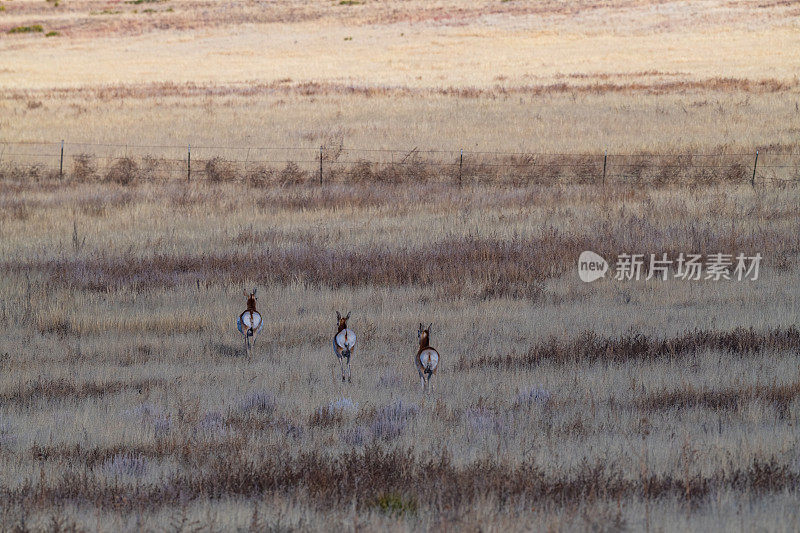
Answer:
xmin=0 ymin=179 xmax=798 ymax=530
xmin=1 ymin=0 xmax=799 ymax=529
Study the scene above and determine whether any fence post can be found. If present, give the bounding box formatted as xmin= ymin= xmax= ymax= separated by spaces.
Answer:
xmin=187 ymin=143 xmax=191 ymax=182
xmin=602 ymin=150 xmax=607 ymax=186
xmin=751 ymin=150 xmax=758 ymax=188
xmin=319 ymin=145 xmax=323 ymax=185
xmin=59 ymin=140 xmax=64 ymax=179
xmin=459 ymin=149 xmax=463 ymax=187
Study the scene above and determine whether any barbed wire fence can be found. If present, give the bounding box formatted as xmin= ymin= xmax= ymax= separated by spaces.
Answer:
xmin=1 ymin=140 xmax=798 ymax=186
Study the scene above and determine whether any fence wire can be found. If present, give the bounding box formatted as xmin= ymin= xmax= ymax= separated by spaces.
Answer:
xmin=0 ymin=141 xmax=798 ymax=186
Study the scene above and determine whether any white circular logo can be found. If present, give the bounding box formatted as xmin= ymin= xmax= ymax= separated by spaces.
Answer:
xmin=578 ymin=251 xmax=608 ymax=282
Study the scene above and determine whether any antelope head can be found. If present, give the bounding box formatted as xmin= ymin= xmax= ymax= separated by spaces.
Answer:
xmin=244 ymin=288 xmax=258 ymax=312
xmin=336 ymin=311 xmax=351 ymax=332
xmin=418 ymin=322 xmax=432 ymax=347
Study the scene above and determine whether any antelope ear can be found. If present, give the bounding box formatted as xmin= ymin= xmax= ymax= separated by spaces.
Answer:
xmin=253 ymin=288 xmax=257 ymax=296
xmin=337 ymin=311 xmax=341 ymax=321
xmin=428 ymin=323 xmax=433 ymax=333
xmin=345 ymin=311 xmax=351 ymax=320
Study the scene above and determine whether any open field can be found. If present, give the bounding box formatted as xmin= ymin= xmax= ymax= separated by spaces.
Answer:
xmin=2 ymin=0 xmax=799 ymax=153
xmin=1 ymin=180 xmax=799 ymax=530
xmin=2 ymin=0 xmax=800 ymax=531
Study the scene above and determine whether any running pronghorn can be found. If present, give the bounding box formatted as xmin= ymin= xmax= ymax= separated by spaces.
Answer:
xmin=237 ymin=288 xmax=263 ymax=357
xmin=415 ymin=323 xmax=439 ymax=391
xmin=333 ymin=311 xmax=356 ymax=383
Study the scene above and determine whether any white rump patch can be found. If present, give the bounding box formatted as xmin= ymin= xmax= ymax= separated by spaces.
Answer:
xmin=419 ymin=348 xmax=439 ymax=371
xmin=238 ymin=311 xmax=263 ymax=334
xmin=335 ymin=328 xmax=356 ymax=350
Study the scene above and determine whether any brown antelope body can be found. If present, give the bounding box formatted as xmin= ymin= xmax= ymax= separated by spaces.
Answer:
xmin=415 ymin=323 xmax=439 ymax=391
xmin=237 ymin=288 xmax=263 ymax=357
xmin=333 ymin=311 xmax=356 ymax=383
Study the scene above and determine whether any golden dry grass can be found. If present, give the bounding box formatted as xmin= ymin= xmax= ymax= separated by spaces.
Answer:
xmin=1 ymin=0 xmax=800 ymax=530
xmin=2 ymin=0 xmax=799 ymax=154
xmin=0 ymin=180 xmax=799 ymax=530
xmin=3 ymin=0 xmax=799 ymax=88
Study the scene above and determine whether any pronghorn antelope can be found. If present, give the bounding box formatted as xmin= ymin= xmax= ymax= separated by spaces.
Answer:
xmin=415 ymin=323 xmax=439 ymax=391
xmin=237 ymin=288 xmax=263 ymax=357
xmin=333 ymin=311 xmax=356 ymax=383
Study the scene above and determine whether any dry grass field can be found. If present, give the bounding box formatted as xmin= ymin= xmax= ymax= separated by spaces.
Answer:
xmin=1 ymin=0 xmax=799 ymax=153
xmin=1 ymin=180 xmax=799 ymax=531
xmin=2 ymin=0 xmax=800 ymax=531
